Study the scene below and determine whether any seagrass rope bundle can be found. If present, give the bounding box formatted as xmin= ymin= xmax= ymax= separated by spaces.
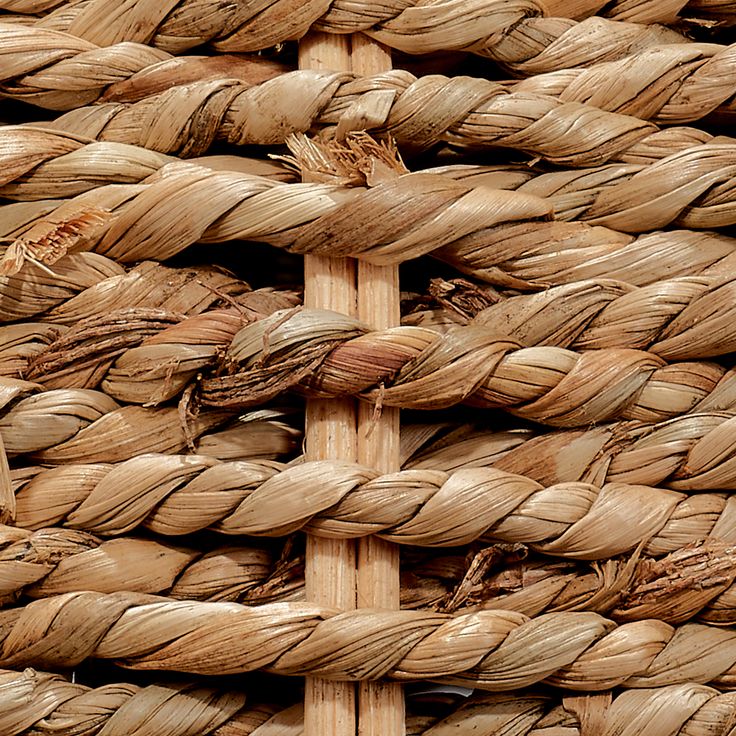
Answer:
xmin=0 ymin=1 xmax=735 ymax=735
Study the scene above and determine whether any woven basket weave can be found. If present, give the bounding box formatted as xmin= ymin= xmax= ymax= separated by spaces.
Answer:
xmin=0 ymin=1 xmax=735 ymax=734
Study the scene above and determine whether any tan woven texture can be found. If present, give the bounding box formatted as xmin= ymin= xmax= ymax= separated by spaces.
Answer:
xmin=10 ymin=454 xmax=736 ymax=559
xmin=0 ymin=666 xmax=300 ymax=736
xmin=405 ymin=411 xmax=736 ymax=490
xmin=4 ymin=670 xmax=736 ymax=736
xmin=21 ymin=69 xmax=730 ymax=164
xmin=2 ymin=590 xmax=736 ymax=690
xmin=2 ymin=0 xmax=736 ymax=730
xmin=415 ymin=275 xmax=736 ymax=360
xmin=4 ymin=526 xmax=736 ymax=626
xmin=182 ymin=307 xmax=736 ymax=426
xmin=0 ymin=525 xmax=301 ymax=604
xmin=28 ymin=2 xmax=690 ymax=62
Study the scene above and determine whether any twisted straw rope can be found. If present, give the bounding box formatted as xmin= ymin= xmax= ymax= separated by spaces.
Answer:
xmin=14 ymin=271 xmax=736 ymax=408
xmin=17 ymin=289 xmax=299 ymax=402
xmin=0 ymin=666 xmax=295 ymax=736
xmin=6 ymin=161 xmax=736 ymax=301
xmin=3 ymin=590 xmax=736 ymax=690
xmin=10 ymin=522 xmax=736 ymax=627
xmin=0 ymin=525 xmax=301 ymax=605
xmin=40 ymin=69 xmax=731 ymax=167
xmin=433 ymin=152 xmax=736 ymax=233
xmin=0 ymin=379 xmax=232 ymax=462
xmin=0 ymin=257 xmax=249 ymax=323
xmin=417 ymin=541 xmax=736 ymax=625
xmin=2 ymin=159 xmax=556 ymax=266
xmin=7 ymin=191 xmax=736 ymax=288
xmin=0 ymin=126 xmax=291 ymax=201
xmin=546 ymin=0 xmax=735 ymax=22
xmin=448 ymin=274 xmax=736 ymax=361
xmin=0 ymin=23 xmax=285 ymax=110
xmin=4 ymin=125 xmax=734 ymax=235
xmin=3 ymin=670 xmax=736 ymax=736
xmin=411 ymin=686 xmax=736 ymax=736
xmin=198 ymin=307 xmax=736 ymax=426
xmin=12 ymin=453 xmax=736 ymax=559
xmin=31 ymin=0 xmax=687 ymax=65
xmin=511 ymin=43 xmax=736 ymax=124
xmin=407 ymin=411 xmax=736 ymax=491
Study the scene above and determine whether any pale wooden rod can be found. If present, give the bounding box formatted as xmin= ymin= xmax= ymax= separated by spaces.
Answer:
xmin=299 ymin=31 xmax=358 ymax=736
xmin=350 ymin=32 xmax=405 ymax=736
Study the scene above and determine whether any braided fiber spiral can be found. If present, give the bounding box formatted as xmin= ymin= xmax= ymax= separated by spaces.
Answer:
xmin=39 ymin=69 xmax=728 ymax=165
xmin=31 ymin=0 xmax=686 ymax=65
xmin=197 ymin=307 xmax=736 ymax=426
xmin=12 ymin=454 xmax=736 ymax=559
xmin=2 ymin=590 xmax=736 ymax=691
xmin=408 ymin=411 xmax=736 ymax=491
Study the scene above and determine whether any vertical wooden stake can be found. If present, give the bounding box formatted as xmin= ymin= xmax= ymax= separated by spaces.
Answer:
xmin=351 ymin=34 xmax=405 ymax=736
xmin=299 ymin=32 xmax=358 ymax=736
xmin=299 ymin=29 xmax=403 ymax=736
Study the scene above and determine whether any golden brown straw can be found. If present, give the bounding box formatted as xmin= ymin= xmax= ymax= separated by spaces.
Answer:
xmin=405 ymin=411 xmax=736 ymax=491
xmin=38 ymin=69 xmax=733 ymax=166
xmin=13 ymin=454 xmax=736 ymax=559
xmin=7 ymin=527 xmax=736 ymax=628
xmin=30 ymin=1 xmax=690 ymax=68
xmin=0 ymin=22 xmax=285 ymax=110
xmin=19 ymin=290 xmax=299 ymax=402
xmin=4 ymin=670 xmax=736 ymax=736
xmin=0 ymin=258 xmax=248 ymax=323
xmin=0 ymin=666 xmax=300 ymax=736
xmin=546 ymin=0 xmax=734 ymax=22
xmin=5 ymin=126 xmax=735 ymax=233
xmin=423 ymin=541 xmax=736 ymax=626
xmin=409 ymin=686 xmax=736 ymax=736
xmin=418 ymin=274 xmax=736 ymax=360
xmin=6 ymin=192 xmax=736 ymax=287
xmin=199 ymin=308 xmax=736 ymax=426
xmin=0 ymin=161 xmax=552 ymax=268
xmin=511 ymin=43 xmax=736 ymax=124
xmin=0 ymin=125 xmax=291 ymax=201
xmin=4 ymin=590 xmax=736 ymax=690
xmin=0 ymin=525 xmax=301 ymax=604
xmin=0 ymin=380 xmax=232 ymax=462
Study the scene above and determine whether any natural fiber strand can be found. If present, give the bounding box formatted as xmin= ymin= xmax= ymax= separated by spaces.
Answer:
xmin=0 ymin=525 xmax=303 ymax=605
xmin=403 ymin=410 xmax=736 ymax=491
xmin=29 ymin=2 xmax=690 ymax=67
xmin=6 ymin=195 xmax=736 ymax=289
xmin=408 ymin=273 xmax=736 ymax=360
xmin=197 ymin=307 xmax=736 ymax=426
xmin=0 ymin=22 xmax=285 ymax=110
xmin=12 ymin=453 xmax=736 ymax=559
xmin=0 ymin=666 xmax=302 ymax=736
xmin=4 ymin=671 xmax=736 ymax=736
xmin=0 ymin=379 xmax=233 ymax=462
xmin=2 ymin=590 xmax=736 ymax=690
xmin=8 ymin=525 xmax=736 ymax=627
xmin=34 ymin=69 xmax=733 ymax=165
xmin=407 ymin=540 xmax=736 ymax=625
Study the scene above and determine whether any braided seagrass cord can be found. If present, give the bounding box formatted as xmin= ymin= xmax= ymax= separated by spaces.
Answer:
xmin=1 ymin=0 xmax=735 ymax=728
xmin=36 ymin=69 xmax=730 ymax=165
xmin=2 ymin=590 xmax=736 ymax=691
xmin=13 ymin=454 xmax=736 ymax=559
xmin=2 ymin=669 xmax=736 ymax=736
xmin=6 ymin=525 xmax=736 ymax=626
xmin=196 ymin=308 xmax=736 ymax=426
xmin=30 ymin=1 xmax=688 ymax=62
xmin=409 ymin=411 xmax=736 ymax=491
